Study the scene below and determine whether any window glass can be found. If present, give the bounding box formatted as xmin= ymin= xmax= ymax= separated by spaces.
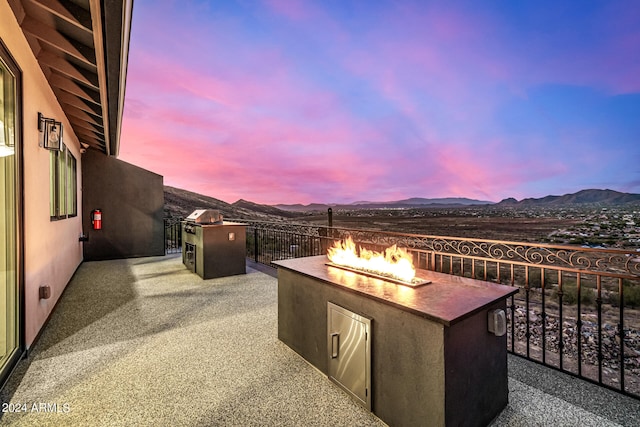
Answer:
xmin=50 ymin=144 xmax=77 ymax=220
xmin=67 ymin=152 xmax=77 ymax=216
xmin=57 ymin=145 xmax=67 ymax=217
xmin=0 ymin=51 xmax=19 ymax=384
xmin=0 ymin=62 xmax=15 ymax=152
xmin=49 ymin=151 xmax=56 ymax=217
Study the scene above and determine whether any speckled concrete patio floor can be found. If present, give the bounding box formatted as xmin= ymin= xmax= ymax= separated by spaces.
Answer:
xmin=1 ymin=254 xmax=638 ymax=426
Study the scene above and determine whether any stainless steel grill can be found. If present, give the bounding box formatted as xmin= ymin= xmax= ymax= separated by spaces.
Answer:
xmin=182 ymin=210 xmax=246 ymax=279
xmin=185 ymin=209 xmax=224 ymax=225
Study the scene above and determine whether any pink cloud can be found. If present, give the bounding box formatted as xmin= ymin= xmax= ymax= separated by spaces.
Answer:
xmin=122 ymin=47 xmax=531 ymax=204
xmin=121 ymin=49 xmax=391 ymax=203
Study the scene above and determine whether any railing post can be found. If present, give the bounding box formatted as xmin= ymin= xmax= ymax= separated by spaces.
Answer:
xmin=541 ymin=267 xmax=546 ymax=365
xmin=254 ymin=227 xmax=259 ymax=263
xmin=619 ymin=277 xmax=625 ymax=392
xmin=577 ymin=273 xmax=583 ymax=377
xmin=557 ymin=270 xmax=564 ymax=371
xmin=525 ymin=265 xmax=531 ymax=358
xmin=596 ymin=275 xmax=603 ymax=384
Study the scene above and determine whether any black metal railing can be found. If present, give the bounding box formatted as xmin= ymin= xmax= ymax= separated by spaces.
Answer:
xmin=164 ymin=217 xmax=183 ymax=254
xmin=235 ymin=219 xmax=640 ymax=399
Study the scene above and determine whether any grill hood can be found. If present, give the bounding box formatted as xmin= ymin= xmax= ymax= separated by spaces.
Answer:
xmin=185 ymin=209 xmax=223 ymax=224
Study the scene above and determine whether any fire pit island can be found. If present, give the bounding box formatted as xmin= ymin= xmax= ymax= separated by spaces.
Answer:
xmin=274 ymin=244 xmax=518 ymax=427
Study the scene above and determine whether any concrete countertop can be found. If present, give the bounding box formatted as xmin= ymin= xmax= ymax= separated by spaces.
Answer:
xmin=273 ymin=255 xmax=519 ymax=326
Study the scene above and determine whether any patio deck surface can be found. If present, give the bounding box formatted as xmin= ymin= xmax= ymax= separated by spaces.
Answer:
xmin=1 ymin=254 xmax=638 ymax=426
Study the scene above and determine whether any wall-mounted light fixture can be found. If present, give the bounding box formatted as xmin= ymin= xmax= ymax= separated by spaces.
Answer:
xmin=38 ymin=112 xmax=63 ymax=151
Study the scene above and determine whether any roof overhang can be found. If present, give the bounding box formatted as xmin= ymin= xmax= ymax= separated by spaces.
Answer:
xmin=8 ymin=0 xmax=133 ymax=156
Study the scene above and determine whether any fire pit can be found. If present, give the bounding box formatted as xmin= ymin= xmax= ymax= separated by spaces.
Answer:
xmin=274 ymin=241 xmax=518 ymax=427
xmin=325 ymin=262 xmax=431 ymax=287
xmin=326 ymin=236 xmax=430 ymax=287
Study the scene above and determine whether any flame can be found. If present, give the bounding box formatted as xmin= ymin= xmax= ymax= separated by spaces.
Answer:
xmin=327 ymin=236 xmax=416 ymax=283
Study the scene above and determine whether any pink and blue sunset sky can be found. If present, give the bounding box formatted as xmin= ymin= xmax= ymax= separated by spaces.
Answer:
xmin=119 ymin=0 xmax=640 ymax=205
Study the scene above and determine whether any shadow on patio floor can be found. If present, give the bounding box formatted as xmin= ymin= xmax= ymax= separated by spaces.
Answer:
xmin=0 ymin=254 xmax=638 ymax=426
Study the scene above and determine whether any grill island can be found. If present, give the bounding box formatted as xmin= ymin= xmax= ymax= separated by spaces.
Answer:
xmin=182 ymin=210 xmax=246 ymax=279
xmin=274 ymin=255 xmax=518 ymax=427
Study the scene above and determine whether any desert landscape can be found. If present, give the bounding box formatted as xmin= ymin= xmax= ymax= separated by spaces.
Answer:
xmin=165 ymin=186 xmax=640 ymax=249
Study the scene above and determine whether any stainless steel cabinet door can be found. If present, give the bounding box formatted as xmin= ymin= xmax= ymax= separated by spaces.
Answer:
xmin=327 ymin=302 xmax=372 ymax=410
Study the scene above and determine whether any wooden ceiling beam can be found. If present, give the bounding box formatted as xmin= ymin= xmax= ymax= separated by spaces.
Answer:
xmin=66 ymin=116 xmax=103 ymax=135
xmin=61 ymin=103 xmax=102 ymax=126
xmin=22 ymin=16 xmax=96 ymax=66
xmin=74 ymin=126 xmax=102 ymax=139
xmin=49 ymin=72 xmax=101 ymax=105
xmin=37 ymin=50 xmax=99 ymax=89
xmin=53 ymin=88 xmax=101 ymax=116
xmin=74 ymin=128 xmax=105 ymax=144
xmin=29 ymin=0 xmax=93 ymax=33
xmin=7 ymin=0 xmax=26 ymax=25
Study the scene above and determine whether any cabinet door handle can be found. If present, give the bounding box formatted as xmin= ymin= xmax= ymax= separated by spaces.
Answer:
xmin=331 ymin=333 xmax=339 ymax=358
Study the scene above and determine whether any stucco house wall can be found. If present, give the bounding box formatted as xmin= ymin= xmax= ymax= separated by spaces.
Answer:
xmin=2 ymin=1 xmax=83 ymax=348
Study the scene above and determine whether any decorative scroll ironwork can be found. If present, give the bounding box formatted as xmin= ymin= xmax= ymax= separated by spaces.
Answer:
xmin=235 ymin=219 xmax=640 ymax=278
xmin=238 ymin=219 xmax=323 ymax=238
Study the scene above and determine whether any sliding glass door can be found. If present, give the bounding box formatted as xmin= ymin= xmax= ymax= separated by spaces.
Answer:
xmin=0 ymin=42 xmax=21 ymax=387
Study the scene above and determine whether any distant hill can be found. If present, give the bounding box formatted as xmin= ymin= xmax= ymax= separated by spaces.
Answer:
xmin=232 ymin=199 xmax=300 ymax=218
xmin=274 ymin=197 xmax=493 ymax=212
xmin=358 ymin=197 xmax=494 ymax=207
xmin=163 ymin=186 xmax=297 ymax=220
xmin=497 ymin=189 xmax=640 ymax=207
xmin=272 ymin=203 xmax=333 ymax=212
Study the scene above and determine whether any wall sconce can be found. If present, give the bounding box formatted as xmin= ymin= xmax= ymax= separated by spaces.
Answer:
xmin=38 ymin=112 xmax=63 ymax=151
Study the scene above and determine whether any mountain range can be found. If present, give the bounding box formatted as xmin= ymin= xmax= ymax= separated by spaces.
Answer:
xmin=163 ymin=186 xmax=640 ymax=219
xmin=274 ymin=197 xmax=493 ymax=212
xmin=496 ymin=189 xmax=640 ymax=207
